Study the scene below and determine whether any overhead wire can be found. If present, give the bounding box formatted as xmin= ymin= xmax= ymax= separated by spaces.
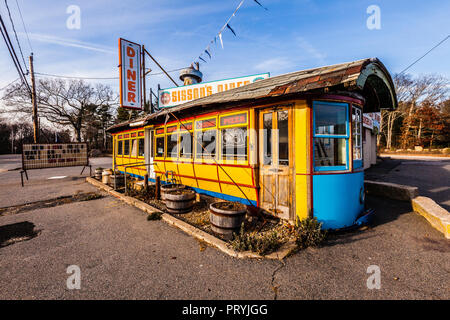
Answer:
xmin=14 ymin=0 xmax=32 ymax=53
xmin=4 ymin=0 xmax=28 ymax=72
xmin=0 ymin=12 xmax=31 ymax=95
xmin=399 ymin=34 xmax=450 ymax=75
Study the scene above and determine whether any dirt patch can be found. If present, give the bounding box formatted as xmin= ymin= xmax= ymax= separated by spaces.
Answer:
xmin=212 ymin=201 xmax=247 ymax=211
xmin=121 ymin=180 xmax=296 ymax=254
xmin=0 ymin=221 xmax=40 ymax=248
xmin=0 ymin=192 xmax=104 ymax=216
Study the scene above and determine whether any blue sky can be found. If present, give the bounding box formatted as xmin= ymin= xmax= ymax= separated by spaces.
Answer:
xmin=1 ymin=0 xmax=449 ymax=96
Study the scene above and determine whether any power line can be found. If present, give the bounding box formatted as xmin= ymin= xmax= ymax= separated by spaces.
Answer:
xmin=35 ymin=72 xmax=119 ymax=80
xmin=14 ymin=0 xmax=32 ymax=53
xmin=0 ymin=12 xmax=31 ymax=95
xmin=34 ymin=67 xmax=186 ymax=80
xmin=4 ymin=0 xmax=28 ymax=72
xmin=399 ymin=34 xmax=450 ymax=75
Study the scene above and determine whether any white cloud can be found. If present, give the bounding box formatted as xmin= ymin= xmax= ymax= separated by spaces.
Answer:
xmin=254 ymin=57 xmax=293 ymax=73
xmin=296 ymin=37 xmax=327 ymax=65
xmin=25 ymin=33 xmax=115 ymax=54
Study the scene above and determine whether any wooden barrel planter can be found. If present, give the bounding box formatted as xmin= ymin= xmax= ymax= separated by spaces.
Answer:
xmin=102 ymin=169 xmax=112 ymax=184
xmin=94 ymin=168 xmax=103 ymax=180
xmin=209 ymin=201 xmax=247 ymax=239
xmin=111 ymin=174 xmax=124 ymax=187
xmin=164 ymin=189 xmax=196 ymax=214
xmin=161 ymin=184 xmax=185 ymax=200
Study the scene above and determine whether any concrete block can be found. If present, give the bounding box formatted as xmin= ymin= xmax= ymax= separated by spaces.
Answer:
xmin=364 ymin=180 xmax=419 ymax=201
xmin=412 ymin=196 xmax=450 ymax=239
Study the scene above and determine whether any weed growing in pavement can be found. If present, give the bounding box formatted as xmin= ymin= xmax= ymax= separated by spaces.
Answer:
xmin=293 ymin=217 xmax=327 ymax=249
xmin=147 ymin=211 xmax=162 ymax=221
xmin=230 ymin=222 xmax=283 ymax=255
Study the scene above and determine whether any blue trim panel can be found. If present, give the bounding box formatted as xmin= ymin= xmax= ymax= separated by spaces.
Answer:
xmin=118 ymin=171 xmax=257 ymax=207
xmin=312 ymin=171 xmax=364 ymax=229
xmin=312 ymin=101 xmax=350 ymax=172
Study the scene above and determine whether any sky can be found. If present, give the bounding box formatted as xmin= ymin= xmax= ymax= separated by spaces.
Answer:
xmin=0 ymin=0 xmax=449 ymax=103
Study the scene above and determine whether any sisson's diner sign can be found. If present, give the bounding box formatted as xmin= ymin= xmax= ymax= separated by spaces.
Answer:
xmin=119 ymin=38 xmax=142 ymax=109
xmin=158 ymin=73 xmax=269 ymax=108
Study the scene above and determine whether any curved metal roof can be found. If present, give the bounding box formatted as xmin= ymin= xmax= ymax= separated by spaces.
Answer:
xmin=108 ymin=57 xmax=397 ymax=133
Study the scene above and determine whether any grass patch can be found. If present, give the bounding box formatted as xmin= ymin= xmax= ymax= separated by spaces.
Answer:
xmin=293 ymin=217 xmax=327 ymax=249
xmin=147 ymin=211 xmax=162 ymax=221
xmin=230 ymin=223 xmax=283 ymax=255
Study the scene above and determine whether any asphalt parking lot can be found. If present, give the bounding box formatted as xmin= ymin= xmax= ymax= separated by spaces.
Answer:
xmin=0 ymin=155 xmax=449 ymax=299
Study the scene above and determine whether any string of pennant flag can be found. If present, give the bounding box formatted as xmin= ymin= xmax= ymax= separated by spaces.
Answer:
xmin=193 ymin=0 xmax=267 ymax=66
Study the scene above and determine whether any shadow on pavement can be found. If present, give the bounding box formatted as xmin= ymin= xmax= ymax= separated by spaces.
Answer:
xmin=0 ymin=221 xmax=40 ymax=248
xmin=323 ymin=195 xmax=412 ymax=247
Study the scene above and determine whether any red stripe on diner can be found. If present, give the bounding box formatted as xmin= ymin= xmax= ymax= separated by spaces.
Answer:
xmin=154 ymin=170 xmax=256 ymax=189
xmin=152 ymin=158 xmax=252 ymax=169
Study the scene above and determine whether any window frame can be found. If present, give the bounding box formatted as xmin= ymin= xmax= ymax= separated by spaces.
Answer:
xmin=154 ymin=127 xmax=165 ymax=158
xmin=123 ymin=139 xmax=130 ymax=156
xmin=352 ymin=105 xmax=363 ymax=169
xmin=166 ymin=132 xmax=179 ymax=159
xmin=219 ymin=111 xmax=249 ymax=163
xmin=312 ymin=101 xmax=350 ymax=172
xmin=179 ymin=122 xmax=194 ymax=159
xmin=138 ymin=137 xmax=145 ymax=158
xmin=117 ymin=139 xmax=123 ymax=156
xmin=195 ymin=116 xmax=218 ymax=161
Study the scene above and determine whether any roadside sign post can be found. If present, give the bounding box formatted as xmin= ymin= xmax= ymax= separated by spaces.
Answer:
xmin=20 ymin=143 xmax=91 ymax=187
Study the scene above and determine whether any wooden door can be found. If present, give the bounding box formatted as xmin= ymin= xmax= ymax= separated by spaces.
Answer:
xmin=258 ymin=107 xmax=293 ymax=220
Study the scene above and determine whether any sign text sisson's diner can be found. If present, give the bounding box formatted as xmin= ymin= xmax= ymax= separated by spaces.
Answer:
xmin=158 ymin=73 xmax=269 ymax=108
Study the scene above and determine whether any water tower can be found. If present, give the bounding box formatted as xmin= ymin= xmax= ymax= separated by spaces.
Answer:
xmin=179 ymin=63 xmax=203 ymax=86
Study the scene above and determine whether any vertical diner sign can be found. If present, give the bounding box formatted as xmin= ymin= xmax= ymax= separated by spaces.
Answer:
xmin=119 ymin=38 xmax=142 ymax=109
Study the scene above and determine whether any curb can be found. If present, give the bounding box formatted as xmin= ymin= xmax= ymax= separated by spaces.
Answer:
xmin=412 ymin=197 xmax=450 ymax=239
xmin=364 ymin=179 xmax=449 ymax=239
xmin=364 ymin=180 xmax=419 ymax=201
xmin=86 ymin=177 xmax=296 ymax=260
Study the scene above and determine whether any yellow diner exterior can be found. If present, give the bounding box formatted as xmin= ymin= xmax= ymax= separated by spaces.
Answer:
xmin=108 ymin=58 xmax=397 ymax=228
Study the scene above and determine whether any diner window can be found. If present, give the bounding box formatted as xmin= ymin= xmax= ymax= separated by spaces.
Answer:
xmin=131 ymin=139 xmax=138 ymax=157
xmin=196 ymin=129 xmax=216 ymax=159
xmin=117 ymin=140 xmax=123 ymax=155
xmin=352 ymin=107 xmax=362 ymax=167
xmin=313 ymin=102 xmax=349 ymax=171
xmin=263 ymin=113 xmax=272 ymax=165
xmin=124 ymin=139 xmax=130 ymax=155
xmin=167 ymin=134 xmax=179 ymax=158
xmin=180 ymin=132 xmax=193 ymax=158
xmin=138 ymin=138 xmax=145 ymax=157
xmin=156 ymin=136 xmax=165 ymax=157
xmin=222 ymin=127 xmax=247 ymax=160
xmin=278 ymin=110 xmax=289 ymax=166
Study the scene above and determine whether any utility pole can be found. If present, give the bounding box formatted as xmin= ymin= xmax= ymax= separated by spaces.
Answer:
xmin=142 ymin=45 xmax=147 ymax=113
xmin=29 ymin=54 xmax=39 ymax=143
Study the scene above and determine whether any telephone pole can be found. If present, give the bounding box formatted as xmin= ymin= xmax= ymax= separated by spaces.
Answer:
xmin=29 ymin=53 xmax=39 ymax=143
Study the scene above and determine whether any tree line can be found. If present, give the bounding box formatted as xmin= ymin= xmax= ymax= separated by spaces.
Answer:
xmin=380 ymin=73 xmax=449 ymax=150
xmin=0 ymin=78 xmax=149 ymax=154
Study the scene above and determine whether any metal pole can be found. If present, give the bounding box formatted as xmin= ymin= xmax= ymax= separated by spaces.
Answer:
xmin=144 ymin=48 xmax=179 ymax=87
xmin=142 ymin=45 xmax=147 ymax=113
xmin=29 ymin=54 xmax=39 ymax=143
xmin=149 ymin=88 xmax=153 ymax=114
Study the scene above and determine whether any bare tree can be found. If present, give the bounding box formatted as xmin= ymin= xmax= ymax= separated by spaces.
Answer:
xmin=1 ymin=78 xmax=118 ymax=142
xmin=398 ymin=74 xmax=448 ymax=148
